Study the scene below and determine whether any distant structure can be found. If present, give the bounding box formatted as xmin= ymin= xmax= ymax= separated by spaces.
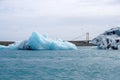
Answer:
xmin=86 ymin=32 xmax=89 ymax=42
xmin=69 ymin=32 xmax=94 ymax=46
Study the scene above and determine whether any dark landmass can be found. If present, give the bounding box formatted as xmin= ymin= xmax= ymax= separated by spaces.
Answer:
xmin=0 ymin=41 xmax=95 ymax=46
xmin=0 ymin=41 xmax=14 ymax=46
xmin=69 ymin=41 xmax=95 ymax=46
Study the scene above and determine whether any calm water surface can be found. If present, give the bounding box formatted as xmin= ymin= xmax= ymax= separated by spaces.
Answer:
xmin=0 ymin=46 xmax=120 ymax=80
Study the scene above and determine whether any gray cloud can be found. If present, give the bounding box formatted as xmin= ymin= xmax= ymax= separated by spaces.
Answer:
xmin=0 ymin=0 xmax=120 ymax=40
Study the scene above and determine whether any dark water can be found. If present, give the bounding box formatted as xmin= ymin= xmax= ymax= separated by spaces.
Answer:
xmin=0 ymin=46 xmax=120 ymax=80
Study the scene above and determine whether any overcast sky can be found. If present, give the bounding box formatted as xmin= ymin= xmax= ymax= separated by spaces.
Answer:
xmin=0 ymin=0 xmax=120 ymax=41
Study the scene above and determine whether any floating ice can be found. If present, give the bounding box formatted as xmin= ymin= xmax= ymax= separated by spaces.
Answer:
xmin=0 ymin=32 xmax=77 ymax=50
xmin=92 ymin=27 xmax=120 ymax=50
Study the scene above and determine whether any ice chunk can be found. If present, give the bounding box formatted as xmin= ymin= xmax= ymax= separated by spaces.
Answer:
xmin=0 ymin=32 xmax=77 ymax=50
xmin=92 ymin=27 xmax=120 ymax=50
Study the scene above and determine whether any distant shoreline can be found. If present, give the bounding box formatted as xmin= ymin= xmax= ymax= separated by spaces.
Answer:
xmin=0 ymin=41 xmax=95 ymax=46
xmin=69 ymin=41 xmax=95 ymax=46
xmin=0 ymin=41 xmax=14 ymax=46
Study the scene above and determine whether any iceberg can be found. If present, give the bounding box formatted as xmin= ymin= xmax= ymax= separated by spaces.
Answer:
xmin=0 ymin=32 xmax=77 ymax=50
xmin=92 ymin=27 xmax=120 ymax=50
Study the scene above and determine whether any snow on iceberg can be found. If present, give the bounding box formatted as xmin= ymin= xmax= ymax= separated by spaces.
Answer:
xmin=92 ymin=27 xmax=120 ymax=50
xmin=0 ymin=32 xmax=77 ymax=50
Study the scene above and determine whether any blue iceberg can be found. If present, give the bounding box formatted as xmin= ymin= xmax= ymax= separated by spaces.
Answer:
xmin=0 ymin=32 xmax=77 ymax=50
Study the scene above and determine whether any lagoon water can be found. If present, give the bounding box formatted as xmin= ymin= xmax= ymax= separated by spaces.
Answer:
xmin=0 ymin=46 xmax=120 ymax=80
